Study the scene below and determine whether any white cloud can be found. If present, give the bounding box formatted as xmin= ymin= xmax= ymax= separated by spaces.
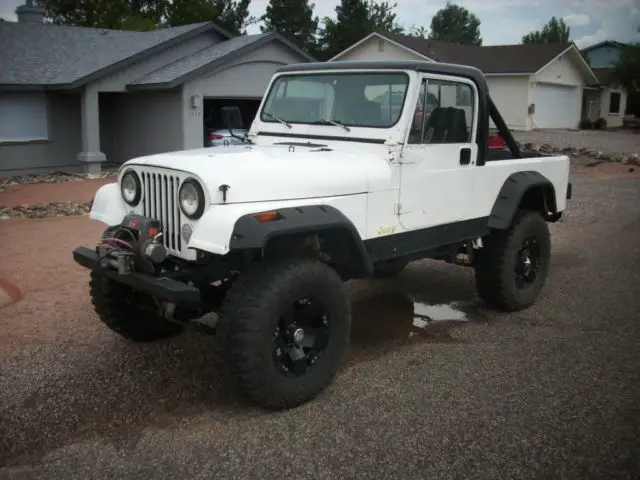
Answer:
xmin=574 ymin=29 xmax=608 ymax=48
xmin=563 ymin=13 xmax=590 ymax=27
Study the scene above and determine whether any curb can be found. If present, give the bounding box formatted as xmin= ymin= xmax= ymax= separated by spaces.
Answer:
xmin=0 ymin=277 xmax=22 ymax=309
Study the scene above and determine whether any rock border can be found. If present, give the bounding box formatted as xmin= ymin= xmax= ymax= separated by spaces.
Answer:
xmin=517 ymin=142 xmax=640 ymax=166
xmin=0 ymin=168 xmax=118 ymax=191
xmin=0 ymin=201 xmax=92 ymax=220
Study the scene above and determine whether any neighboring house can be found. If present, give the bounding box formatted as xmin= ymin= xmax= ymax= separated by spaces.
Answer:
xmin=330 ymin=32 xmax=599 ymax=131
xmin=0 ymin=1 xmax=314 ymax=176
xmin=580 ymin=41 xmax=629 ymax=127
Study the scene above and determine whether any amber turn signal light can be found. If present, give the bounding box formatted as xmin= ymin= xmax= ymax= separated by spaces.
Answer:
xmin=253 ymin=211 xmax=281 ymax=222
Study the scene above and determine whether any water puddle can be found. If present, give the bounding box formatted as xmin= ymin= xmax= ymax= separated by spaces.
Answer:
xmin=349 ymin=293 xmax=471 ymax=343
xmin=412 ymin=301 xmax=468 ymax=326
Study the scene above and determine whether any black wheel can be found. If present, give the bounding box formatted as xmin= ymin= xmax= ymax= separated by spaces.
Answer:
xmin=89 ymin=270 xmax=183 ymax=342
xmin=217 ymin=257 xmax=351 ymax=409
xmin=373 ymin=259 xmax=408 ymax=278
xmin=474 ymin=210 xmax=551 ymax=311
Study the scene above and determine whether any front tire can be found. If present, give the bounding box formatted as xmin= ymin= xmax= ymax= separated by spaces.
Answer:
xmin=89 ymin=270 xmax=183 ymax=342
xmin=474 ymin=210 xmax=551 ymax=311
xmin=373 ymin=259 xmax=408 ymax=278
xmin=217 ymin=257 xmax=351 ymax=409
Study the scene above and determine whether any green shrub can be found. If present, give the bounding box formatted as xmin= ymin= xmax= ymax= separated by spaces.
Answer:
xmin=594 ymin=117 xmax=608 ymax=130
xmin=579 ymin=117 xmax=593 ymax=129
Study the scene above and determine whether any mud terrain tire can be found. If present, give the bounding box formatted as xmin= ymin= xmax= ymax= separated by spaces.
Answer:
xmin=217 ymin=257 xmax=351 ymax=410
xmin=89 ymin=270 xmax=183 ymax=342
xmin=474 ymin=210 xmax=551 ymax=312
xmin=373 ymin=259 xmax=409 ymax=278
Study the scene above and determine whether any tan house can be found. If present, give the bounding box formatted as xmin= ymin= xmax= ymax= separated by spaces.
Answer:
xmin=330 ymin=32 xmax=600 ymax=131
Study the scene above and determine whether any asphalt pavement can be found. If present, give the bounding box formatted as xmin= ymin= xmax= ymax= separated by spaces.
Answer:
xmin=1 ymin=166 xmax=639 ymax=479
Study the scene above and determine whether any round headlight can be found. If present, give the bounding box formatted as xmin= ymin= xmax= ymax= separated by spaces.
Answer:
xmin=121 ymin=170 xmax=141 ymax=206
xmin=179 ymin=178 xmax=205 ymax=219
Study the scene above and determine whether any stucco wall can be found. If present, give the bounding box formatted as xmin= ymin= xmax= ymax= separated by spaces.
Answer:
xmin=100 ymin=90 xmax=183 ymax=164
xmin=93 ymin=31 xmax=226 ymax=92
xmin=486 ymin=76 xmax=531 ymax=131
xmin=182 ymin=40 xmax=310 ymax=150
xmin=534 ymin=53 xmax=584 ymax=86
xmin=0 ymin=92 xmax=82 ymax=176
xmin=332 ymin=36 xmax=430 ymax=62
xmin=599 ymin=87 xmax=627 ymax=127
xmin=583 ymin=45 xmax=623 ymax=68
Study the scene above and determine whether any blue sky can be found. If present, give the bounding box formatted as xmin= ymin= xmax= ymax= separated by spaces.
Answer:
xmin=1 ymin=0 xmax=639 ymax=47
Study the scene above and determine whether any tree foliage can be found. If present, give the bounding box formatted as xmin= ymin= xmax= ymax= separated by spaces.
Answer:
xmin=521 ymin=16 xmax=570 ymax=44
xmin=317 ymin=0 xmax=403 ymax=60
xmin=613 ymin=42 xmax=640 ymax=92
xmin=428 ymin=2 xmax=481 ymax=46
xmin=35 ymin=0 xmax=168 ymax=30
xmin=166 ymin=0 xmax=254 ymax=34
xmin=260 ymin=0 xmax=318 ymax=53
xmin=34 ymin=0 xmax=256 ymax=34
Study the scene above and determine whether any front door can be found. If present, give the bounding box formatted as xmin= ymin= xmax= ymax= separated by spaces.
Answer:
xmin=397 ymin=73 xmax=479 ymax=230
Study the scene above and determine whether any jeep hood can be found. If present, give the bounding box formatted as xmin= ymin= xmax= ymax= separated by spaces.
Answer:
xmin=127 ymin=145 xmax=391 ymax=204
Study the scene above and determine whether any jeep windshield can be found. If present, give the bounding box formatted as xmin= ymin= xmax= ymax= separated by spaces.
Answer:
xmin=260 ymin=72 xmax=410 ymax=129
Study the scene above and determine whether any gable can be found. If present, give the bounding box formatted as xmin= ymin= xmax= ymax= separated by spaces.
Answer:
xmin=582 ymin=44 xmax=624 ymax=68
xmin=129 ymin=33 xmax=313 ymax=90
xmin=330 ymin=34 xmax=429 ymax=62
xmin=535 ymin=49 xmax=584 ymax=85
xmin=94 ymin=31 xmax=224 ymax=92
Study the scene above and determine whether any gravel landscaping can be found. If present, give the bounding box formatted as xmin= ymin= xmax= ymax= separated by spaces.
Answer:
xmin=0 ymin=201 xmax=92 ymax=220
xmin=0 ymin=168 xmax=117 ymax=192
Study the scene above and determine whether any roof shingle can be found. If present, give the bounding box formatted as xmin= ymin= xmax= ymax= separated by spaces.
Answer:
xmin=129 ymin=33 xmax=272 ymax=87
xmin=378 ymin=32 xmax=571 ymax=74
xmin=0 ymin=21 xmax=215 ymax=86
xmin=590 ymin=67 xmax=616 ymax=86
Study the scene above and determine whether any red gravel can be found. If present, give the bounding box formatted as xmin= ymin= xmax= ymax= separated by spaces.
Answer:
xmin=0 ymin=216 xmax=104 ymax=349
xmin=0 ymin=178 xmax=114 ymax=207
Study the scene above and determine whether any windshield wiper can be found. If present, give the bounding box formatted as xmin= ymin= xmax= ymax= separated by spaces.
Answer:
xmin=312 ymin=118 xmax=351 ymax=132
xmin=263 ymin=112 xmax=292 ymax=129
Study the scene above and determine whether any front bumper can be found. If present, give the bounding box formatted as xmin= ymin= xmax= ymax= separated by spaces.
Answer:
xmin=73 ymin=246 xmax=201 ymax=307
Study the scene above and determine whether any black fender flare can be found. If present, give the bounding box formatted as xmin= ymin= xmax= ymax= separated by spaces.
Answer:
xmin=488 ymin=171 xmax=558 ymax=229
xmin=229 ymin=205 xmax=373 ymax=275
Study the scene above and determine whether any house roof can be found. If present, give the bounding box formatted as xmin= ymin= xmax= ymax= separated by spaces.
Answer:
xmin=591 ymin=67 xmax=617 ymax=86
xmin=128 ymin=31 xmax=316 ymax=90
xmin=377 ymin=32 xmax=573 ymax=74
xmin=0 ymin=20 xmax=233 ymax=88
xmin=580 ymin=40 xmax=629 ymax=53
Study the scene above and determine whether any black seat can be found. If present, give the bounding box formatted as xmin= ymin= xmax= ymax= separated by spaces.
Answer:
xmin=423 ymin=107 xmax=469 ymax=143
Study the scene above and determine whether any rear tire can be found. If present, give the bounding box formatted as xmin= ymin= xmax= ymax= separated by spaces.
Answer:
xmin=474 ymin=210 xmax=551 ymax=311
xmin=89 ymin=270 xmax=183 ymax=342
xmin=217 ymin=257 xmax=351 ymax=410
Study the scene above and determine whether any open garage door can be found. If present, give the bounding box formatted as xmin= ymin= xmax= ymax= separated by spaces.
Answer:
xmin=532 ymin=83 xmax=581 ymax=129
xmin=203 ymin=98 xmax=262 ymax=146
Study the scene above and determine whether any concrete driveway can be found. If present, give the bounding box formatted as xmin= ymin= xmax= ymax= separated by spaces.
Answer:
xmin=514 ymin=129 xmax=640 ymax=157
xmin=1 ymin=165 xmax=639 ymax=479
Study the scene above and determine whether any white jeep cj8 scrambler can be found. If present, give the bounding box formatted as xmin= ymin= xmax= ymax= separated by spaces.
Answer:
xmin=73 ymin=60 xmax=572 ymax=409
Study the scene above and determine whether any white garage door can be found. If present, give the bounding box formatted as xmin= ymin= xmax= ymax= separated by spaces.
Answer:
xmin=532 ymin=83 xmax=581 ymax=129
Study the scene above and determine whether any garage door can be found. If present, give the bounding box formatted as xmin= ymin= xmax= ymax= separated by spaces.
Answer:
xmin=532 ymin=83 xmax=581 ymax=129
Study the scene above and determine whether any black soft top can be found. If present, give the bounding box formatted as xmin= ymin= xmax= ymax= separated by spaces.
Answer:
xmin=275 ymin=60 xmax=488 ymax=92
xmin=274 ymin=60 xmax=522 ymax=164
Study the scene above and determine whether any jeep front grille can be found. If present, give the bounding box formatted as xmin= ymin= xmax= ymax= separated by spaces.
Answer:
xmin=140 ymin=171 xmax=182 ymax=253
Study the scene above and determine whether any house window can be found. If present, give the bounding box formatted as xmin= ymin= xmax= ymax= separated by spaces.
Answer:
xmin=0 ymin=92 xmax=49 ymax=143
xmin=378 ymin=38 xmax=384 ymax=52
xmin=609 ymin=92 xmax=621 ymax=114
